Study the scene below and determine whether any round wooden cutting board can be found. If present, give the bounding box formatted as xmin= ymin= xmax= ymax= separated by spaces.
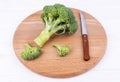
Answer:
xmin=13 ymin=8 xmax=107 ymax=78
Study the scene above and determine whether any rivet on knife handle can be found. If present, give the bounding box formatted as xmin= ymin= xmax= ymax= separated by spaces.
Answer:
xmin=80 ymin=12 xmax=90 ymax=61
xmin=82 ymin=34 xmax=90 ymax=61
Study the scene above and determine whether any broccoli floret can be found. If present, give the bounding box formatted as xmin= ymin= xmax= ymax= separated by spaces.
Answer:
xmin=53 ymin=44 xmax=70 ymax=57
xmin=21 ymin=44 xmax=41 ymax=60
xmin=34 ymin=4 xmax=78 ymax=47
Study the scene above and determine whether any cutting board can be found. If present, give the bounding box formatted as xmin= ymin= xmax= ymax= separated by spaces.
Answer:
xmin=13 ymin=8 xmax=107 ymax=78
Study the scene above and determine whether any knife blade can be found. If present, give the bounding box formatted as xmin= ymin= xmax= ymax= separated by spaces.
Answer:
xmin=80 ymin=12 xmax=90 ymax=61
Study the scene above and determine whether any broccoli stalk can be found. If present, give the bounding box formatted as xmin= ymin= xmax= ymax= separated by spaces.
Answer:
xmin=34 ymin=29 xmax=53 ymax=48
xmin=53 ymin=44 xmax=70 ymax=57
xmin=21 ymin=44 xmax=41 ymax=60
xmin=34 ymin=4 xmax=78 ymax=47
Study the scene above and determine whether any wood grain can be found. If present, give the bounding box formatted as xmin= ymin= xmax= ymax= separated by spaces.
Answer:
xmin=13 ymin=9 xmax=107 ymax=78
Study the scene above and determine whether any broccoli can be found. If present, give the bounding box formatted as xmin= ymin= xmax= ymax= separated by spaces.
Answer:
xmin=34 ymin=4 xmax=78 ymax=47
xmin=53 ymin=44 xmax=70 ymax=57
xmin=21 ymin=44 xmax=41 ymax=60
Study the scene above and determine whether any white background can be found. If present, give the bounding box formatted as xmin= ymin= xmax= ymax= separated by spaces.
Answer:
xmin=0 ymin=0 xmax=120 ymax=82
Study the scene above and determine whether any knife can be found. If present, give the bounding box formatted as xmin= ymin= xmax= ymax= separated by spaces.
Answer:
xmin=80 ymin=12 xmax=90 ymax=61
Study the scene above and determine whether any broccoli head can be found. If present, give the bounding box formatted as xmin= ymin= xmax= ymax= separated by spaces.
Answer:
xmin=53 ymin=44 xmax=70 ymax=57
xmin=34 ymin=4 xmax=78 ymax=47
xmin=21 ymin=44 xmax=41 ymax=60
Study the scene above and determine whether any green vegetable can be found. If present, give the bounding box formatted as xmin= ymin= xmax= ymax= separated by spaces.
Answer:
xmin=53 ymin=44 xmax=70 ymax=57
xmin=21 ymin=44 xmax=41 ymax=60
xmin=34 ymin=4 xmax=78 ymax=47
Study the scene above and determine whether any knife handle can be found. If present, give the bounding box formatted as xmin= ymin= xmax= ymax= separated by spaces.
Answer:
xmin=82 ymin=34 xmax=90 ymax=61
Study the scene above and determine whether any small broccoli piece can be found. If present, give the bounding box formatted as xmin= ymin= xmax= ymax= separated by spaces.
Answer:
xmin=21 ymin=44 xmax=41 ymax=60
xmin=34 ymin=4 xmax=78 ymax=47
xmin=53 ymin=44 xmax=70 ymax=57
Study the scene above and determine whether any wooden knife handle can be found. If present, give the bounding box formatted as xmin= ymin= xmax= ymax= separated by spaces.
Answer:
xmin=82 ymin=34 xmax=90 ymax=61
